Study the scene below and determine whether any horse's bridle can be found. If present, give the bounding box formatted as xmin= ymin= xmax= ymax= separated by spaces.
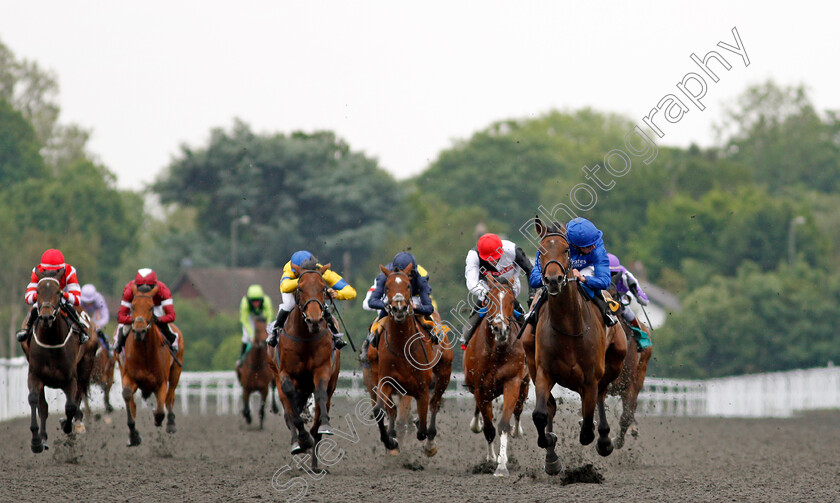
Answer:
xmin=540 ymin=232 xmax=572 ymax=295
xmin=35 ymin=277 xmax=61 ymax=325
xmin=295 ymin=269 xmax=328 ymax=329
xmin=131 ymin=292 xmax=155 ymax=335
xmin=385 ymin=270 xmax=414 ymax=320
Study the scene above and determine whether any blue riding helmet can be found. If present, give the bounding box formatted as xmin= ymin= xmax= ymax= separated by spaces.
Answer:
xmin=567 ymin=217 xmax=603 ymax=248
xmin=392 ymin=251 xmax=416 ymax=273
xmin=290 ymin=250 xmax=313 ymax=266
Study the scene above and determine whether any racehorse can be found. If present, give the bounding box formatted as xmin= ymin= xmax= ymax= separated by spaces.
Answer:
xmin=605 ymin=286 xmax=653 ymax=449
xmin=85 ymin=323 xmax=117 ymax=418
xmin=21 ymin=268 xmax=97 ymax=453
xmin=464 ymin=276 xmax=529 ymax=477
xmin=369 ymin=263 xmax=450 ymax=457
xmin=118 ymin=282 xmax=184 ymax=446
xmin=268 ymin=262 xmax=340 ymax=473
xmin=236 ymin=315 xmax=279 ymax=429
xmin=521 ymin=217 xmax=627 ymax=475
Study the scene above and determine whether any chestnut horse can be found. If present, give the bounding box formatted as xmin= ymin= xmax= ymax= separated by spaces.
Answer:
xmin=21 ymin=268 xmax=97 ymax=452
xmin=606 ymin=287 xmax=653 ymax=449
xmin=236 ymin=315 xmax=278 ymax=429
xmin=119 ymin=283 xmax=184 ymax=446
xmin=463 ymin=276 xmax=529 ymax=477
xmin=370 ymin=263 xmax=450 ymax=457
xmin=268 ymin=263 xmax=340 ymax=473
xmin=521 ymin=218 xmax=627 ymax=475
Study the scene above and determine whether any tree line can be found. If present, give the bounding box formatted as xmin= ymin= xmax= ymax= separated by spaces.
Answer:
xmin=3 ymin=36 xmax=839 ymax=376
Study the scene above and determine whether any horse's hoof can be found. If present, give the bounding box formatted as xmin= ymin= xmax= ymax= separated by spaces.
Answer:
xmin=580 ymin=427 xmax=595 ymax=446
xmin=243 ymin=411 xmax=252 ymax=425
xmin=318 ymin=425 xmax=334 ymax=435
xmin=388 ymin=448 xmax=400 ymax=456
xmin=416 ymin=430 xmax=427 ymax=442
xmin=544 ymin=455 xmax=563 ymax=476
xmin=494 ymin=465 xmax=510 ymax=477
xmin=470 ymin=417 xmax=483 ymax=434
xmin=299 ymin=433 xmax=315 ymax=451
xmin=166 ymin=423 xmax=176 ymax=434
xmin=291 ymin=442 xmax=304 ymax=455
xmin=74 ymin=422 xmax=86 ymax=435
xmin=386 ymin=437 xmax=399 ymax=454
xmin=597 ymin=437 xmax=614 ymax=457
xmin=423 ymin=444 xmax=437 ymax=457
xmin=31 ymin=442 xmax=44 ymax=454
xmin=614 ymin=436 xmax=625 ymax=450
xmin=128 ymin=431 xmax=142 ymax=447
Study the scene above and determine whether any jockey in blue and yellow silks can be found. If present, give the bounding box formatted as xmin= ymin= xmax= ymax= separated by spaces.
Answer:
xmin=267 ymin=250 xmax=356 ymax=350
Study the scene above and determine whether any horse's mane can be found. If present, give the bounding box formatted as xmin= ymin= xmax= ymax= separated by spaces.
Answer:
xmin=494 ymin=276 xmax=512 ymax=288
xmin=545 ymin=221 xmax=566 ymax=235
xmin=137 ymin=284 xmax=153 ymax=293
xmin=299 ymin=257 xmax=318 ymax=271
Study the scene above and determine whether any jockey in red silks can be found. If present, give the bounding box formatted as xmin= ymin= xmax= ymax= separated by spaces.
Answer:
xmin=16 ymin=248 xmax=89 ymax=344
xmin=113 ymin=268 xmax=179 ymax=354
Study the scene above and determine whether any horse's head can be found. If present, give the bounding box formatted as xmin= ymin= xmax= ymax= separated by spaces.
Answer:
xmin=381 ymin=263 xmax=413 ymax=322
xmin=130 ymin=283 xmax=158 ymax=342
xmin=254 ymin=315 xmax=268 ymax=345
xmin=292 ymin=262 xmax=330 ymax=334
xmin=485 ymin=275 xmax=515 ymax=345
xmin=35 ymin=268 xmax=65 ymax=327
xmin=536 ymin=216 xmax=571 ymax=296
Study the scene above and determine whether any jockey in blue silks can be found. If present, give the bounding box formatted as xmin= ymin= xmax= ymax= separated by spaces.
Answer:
xmin=524 ymin=217 xmax=619 ymax=330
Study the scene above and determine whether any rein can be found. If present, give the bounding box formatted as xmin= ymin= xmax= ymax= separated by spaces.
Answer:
xmin=540 ymin=231 xmax=592 ymax=338
xmin=283 ymin=269 xmax=329 ymax=343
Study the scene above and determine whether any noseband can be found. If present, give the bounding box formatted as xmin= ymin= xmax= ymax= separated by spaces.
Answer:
xmin=296 ymin=270 xmax=327 ymax=327
xmin=385 ymin=271 xmax=413 ymax=318
xmin=131 ymin=292 xmax=155 ymax=334
xmin=540 ymin=232 xmax=572 ymax=294
xmin=36 ymin=277 xmax=62 ymax=324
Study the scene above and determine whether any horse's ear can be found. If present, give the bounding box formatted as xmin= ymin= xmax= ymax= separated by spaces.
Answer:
xmin=379 ymin=264 xmax=390 ymax=276
xmin=291 ymin=264 xmax=302 ymax=276
xmin=35 ymin=268 xmax=45 ymax=280
xmin=487 ymin=275 xmax=498 ymax=288
xmin=402 ymin=262 xmax=414 ymax=276
xmin=57 ymin=266 xmax=65 ymax=278
xmin=535 ymin=215 xmax=546 ymax=238
xmin=318 ymin=262 xmax=331 ymax=275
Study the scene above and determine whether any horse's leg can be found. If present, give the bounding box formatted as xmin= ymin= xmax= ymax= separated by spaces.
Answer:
xmin=104 ymin=363 xmax=114 ymax=413
xmin=270 ymin=380 xmax=279 ymax=414
xmin=531 ymin=367 xmax=561 ymax=475
xmin=278 ymin=374 xmax=313 ymax=454
xmin=372 ymin=384 xmax=399 ymax=453
xmin=27 ymin=375 xmax=45 ymax=453
xmin=309 ymin=400 xmax=323 ymax=473
xmin=579 ymin=378 xmax=598 ymax=446
xmin=511 ymin=376 xmax=528 ymax=438
xmin=153 ymin=383 xmax=167 ymax=428
xmin=61 ymin=379 xmax=79 ymax=435
xmin=259 ymin=387 xmax=268 ymax=430
xmin=122 ymin=380 xmax=141 ymax=446
xmin=415 ymin=384 xmax=430 ymax=443
xmin=165 ymin=361 xmax=181 ymax=434
xmin=313 ymin=369 xmax=333 ymax=435
xmin=479 ymin=394 xmax=496 ymax=463
xmin=242 ymin=388 xmax=252 ymax=425
xmin=595 ymin=384 xmax=614 ymax=456
xmin=425 ymin=369 xmax=447 ymax=457
xmin=470 ymin=404 xmax=484 ymax=433
xmin=494 ymin=379 xmax=521 ymax=477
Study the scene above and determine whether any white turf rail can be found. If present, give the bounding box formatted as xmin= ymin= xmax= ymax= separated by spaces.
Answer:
xmin=1 ymin=357 xmax=839 ymax=422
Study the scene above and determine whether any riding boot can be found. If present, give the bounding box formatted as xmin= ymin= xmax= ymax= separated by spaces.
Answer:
xmin=267 ymin=309 xmax=290 ymax=347
xmin=359 ymin=338 xmax=370 ymax=366
xmin=629 ymin=318 xmax=652 ymax=350
xmin=590 ymin=291 xmax=619 ymax=327
xmin=460 ymin=311 xmax=482 ymax=349
xmin=325 ymin=312 xmax=347 ymax=350
xmin=523 ymin=289 xmax=547 ymax=329
xmin=97 ymin=329 xmax=113 ymax=357
xmin=16 ymin=307 xmax=37 ymax=342
xmin=156 ymin=321 xmax=178 ymax=352
xmin=61 ymin=303 xmax=89 ymax=344
xmin=114 ymin=325 xmax=127 ymax=355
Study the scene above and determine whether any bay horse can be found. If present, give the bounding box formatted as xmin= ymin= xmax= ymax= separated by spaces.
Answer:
xmin=370 ymin=263 xmax=450 ymax=457
xmin=236 ymin=315 xmax=278 ymax=429
xmin=268 ymin=263 xmax=340 ymax=473
xmin=463 ymin=275 xmax=529 ymax=477
xmin=21 ymin=268 xmax=98 ymax=453
xmin=118 ymin=283 xmax=184 ymax=446
xmin=521 ymin=217 xmax=627 ymax=475
xmin=605 ymin=288 xmax=653 ymax=449
xmin=85 ymin=324 xmax=117 ymax=418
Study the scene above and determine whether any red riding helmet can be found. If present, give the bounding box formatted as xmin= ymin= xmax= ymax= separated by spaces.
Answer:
xmin=135 ymin=268 xmax=158 ymax=286
xmin=39 ymin=249 xmax=66 ymax=271
xmin=477 ymin=233 xmax=504 ymax=261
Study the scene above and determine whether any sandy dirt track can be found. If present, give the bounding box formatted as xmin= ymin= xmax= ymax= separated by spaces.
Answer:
xmin=1 ymin=396 xmax=838 ymax=503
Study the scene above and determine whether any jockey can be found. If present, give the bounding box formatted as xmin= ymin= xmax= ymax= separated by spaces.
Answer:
xmin=266 ymin=250 xmax=356 ymax=350
xmin=608 ymin=253 xmax=652 ymax=349
xmin=360 ymin=252 xmax=437 ymax=364
xmin=460 ymin=233 xmax=533 ymax=348
xmin=16 ymin=249 xmax=89 ymax=344
xmin=525 ymin=217 xmax=619 ymax=330
xmin=80 ymin=283 xmax=113 ymax=357
xmin=113 ymin=268 xmax=179 ymax=354
xmin=237 ymin=284 xmax=274 ymax=363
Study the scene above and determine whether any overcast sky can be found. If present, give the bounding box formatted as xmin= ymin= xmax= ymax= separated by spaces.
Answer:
xmin=2 ymin=1 xmax=838 ymax=190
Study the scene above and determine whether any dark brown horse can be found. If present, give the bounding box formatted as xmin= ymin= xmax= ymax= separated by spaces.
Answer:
xmin=606 ymin=289 xmax=653 ymax=449
xmin=21 ymin=268 xmax=97 ymax=452
xmin=463 ymin=276 xmax=529 ymax=477
xmin=84 ymin=319 xmax=117 ymax=419
xmin=119 ymin=283 xmax=184 ymax=446
xmin=521 ymin=218 xmax=627 ymax=475
xmin=370 ymin=263 xmax=450 ymax=456
xmin=268 ymin=263 xmax=340 ymax=473
xmin=236 ymin=315 xmax=278 ymax=429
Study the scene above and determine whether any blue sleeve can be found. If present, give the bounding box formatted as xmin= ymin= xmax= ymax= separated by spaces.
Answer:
xmin=414 ymin=277 xmax=434 ymax=316
xmin=585 ymin=245 xmax=611 ymax=291
xmin=366 ymin=273 xmax=387 ymax=311
xmin=529 ymin=252 xmax=543 ymax=289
